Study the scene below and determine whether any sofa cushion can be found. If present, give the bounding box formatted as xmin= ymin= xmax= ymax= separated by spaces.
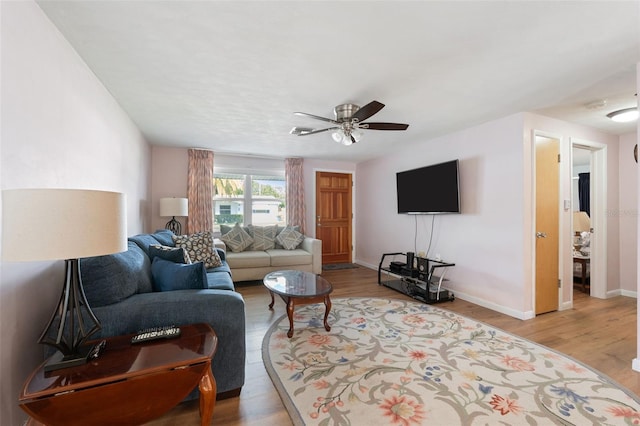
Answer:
xmin=276 ymin=226 xmax=305 ymax=250
xmin=206 ymin=272 xmax=235 ymax=291
xmin=128 ymin=234 xmax=163 ymax=256
xmin=173 ymin=231 xmax=223 ymax=269
xmin=149 ymin=244 xmax=192 ymax=264
xmin=151 ymin=257 xmax=207 ymax=292
xmin=221 ymin=224 xmax=254 ymax=252
xmin=152 ymin=229 xmax=176 ymax=247
xmin=225 ymin=250 xmax=271 ymax=268
xmin=247 ymin=225 xmax=276 ymax=251
xmin=81 ymin=241 xmax=152 ymax=307
xmin=267 ymin=249 xmax=313 ymax=267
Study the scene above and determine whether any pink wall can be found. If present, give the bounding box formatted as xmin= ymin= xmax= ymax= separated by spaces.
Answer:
xmin=151 ymin=146 xmax=189 ymax=232
xmin=303 ymin=159 xmax=357 ymax=238
xmin=0 ymin=3 xmax=150 ymax=424
xmin=150 ymin=148 xmax=357 ymax=237
xmin=619 ymin=132 xmax=638 ymax=292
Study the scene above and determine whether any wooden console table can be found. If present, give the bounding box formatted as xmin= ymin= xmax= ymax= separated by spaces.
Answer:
xmin=573 ymin=255 xmax=590 ymax=292
xmin=19 ymin=323 xmax=217 ymax=426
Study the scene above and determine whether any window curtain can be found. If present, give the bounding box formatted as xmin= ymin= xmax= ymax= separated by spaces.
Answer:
xmin=285 ymin=158 xmax=306 ymax=235
xmin=186 ymin=149 xmax=214 ymax=234
xmin=578 ymin=172 xmax=590 ymax=217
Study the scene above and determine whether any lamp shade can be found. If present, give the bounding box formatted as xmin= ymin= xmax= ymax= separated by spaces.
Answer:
xmin=573 ymin=211 xmax=591 ymax=233
xmin=160 ymin=197 xmax=188 ymax=217
xmin=2 ymin=189 xmax=127 ymax=262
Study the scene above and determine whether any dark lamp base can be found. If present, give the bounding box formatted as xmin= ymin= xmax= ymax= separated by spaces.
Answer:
xmin=44 ymin=344 xmax=94 ymax=373
xmin=165 ymin=217 xmax=183 ymax=235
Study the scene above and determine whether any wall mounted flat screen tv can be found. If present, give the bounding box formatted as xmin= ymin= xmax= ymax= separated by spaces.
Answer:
xmin=396 ymin=159 xmax=460 ymax=214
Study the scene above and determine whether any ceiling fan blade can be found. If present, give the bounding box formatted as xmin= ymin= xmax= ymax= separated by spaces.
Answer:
xmin=352 ymin=101 xmax=385 ymax=122
xmin=293 ymin=112 xmax=339 ymax=124
xmin=290 ymin=127 xmax=315 ymax=135
xmin=293 ymin=127 xmax=339 ymax=136
xmin=362 ymin=122 xmax=409 ymax=131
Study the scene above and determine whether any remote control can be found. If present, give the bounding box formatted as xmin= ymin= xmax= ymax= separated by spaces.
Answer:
xmin=131 ymin=325 xmax=181 ymax=344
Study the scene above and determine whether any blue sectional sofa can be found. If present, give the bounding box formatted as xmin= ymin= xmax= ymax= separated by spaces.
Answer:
xmin=78 ymin=229 xmax=245 ymax=399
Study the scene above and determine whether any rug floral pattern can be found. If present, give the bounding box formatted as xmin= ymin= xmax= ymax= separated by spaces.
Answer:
xmin=263 ymin=298 xmax=640 ymax=425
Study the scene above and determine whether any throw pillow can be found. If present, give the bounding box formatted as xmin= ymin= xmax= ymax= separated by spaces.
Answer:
xmin=276 ymin=226 xmax=305 ymax=250
xmin=220 ymin=224 xmax=234 ymax=235
xmin=247 ymin=225 xmax=276 ymax=250
xmin=151 ymin=257 xmax=207 ymax=292
xmin=149 ymin=244 xmax=192 ymax=264
xmin=172 ymin=231 xmax=223 ymax=269
xmin=220 ymin=223 xmax=254 ymax=252
xmin=275 ymin=224 xmax=300 ymax=249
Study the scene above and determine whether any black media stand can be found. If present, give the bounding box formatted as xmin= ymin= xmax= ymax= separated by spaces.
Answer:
xmin=378 ymin=252 xmax=455 ymax=304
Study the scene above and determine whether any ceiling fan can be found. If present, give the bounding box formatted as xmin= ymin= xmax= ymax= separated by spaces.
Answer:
xmin=290 ymin=100 xmax=409 ymax=145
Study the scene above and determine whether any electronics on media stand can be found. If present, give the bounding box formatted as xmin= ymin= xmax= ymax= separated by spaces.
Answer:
xmin=377 ymin=252 xmax=455 ymax=304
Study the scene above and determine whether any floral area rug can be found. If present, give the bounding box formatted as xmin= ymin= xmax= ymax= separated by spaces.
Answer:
xmin=262 ymin=297 xmax=640 ymax=425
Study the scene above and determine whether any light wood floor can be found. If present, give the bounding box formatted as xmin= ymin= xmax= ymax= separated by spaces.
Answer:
xmin=148 ymin=266 xmax=639 ymax=425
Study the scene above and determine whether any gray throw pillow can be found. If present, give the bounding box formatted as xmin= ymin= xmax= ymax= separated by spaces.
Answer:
xmin=247 ymin=225 xmax=276 ymax=250
xmin=276 ymin=226 xmax=305 ymax=250
xmin=220 ymin=224 xmax=254 ymax=252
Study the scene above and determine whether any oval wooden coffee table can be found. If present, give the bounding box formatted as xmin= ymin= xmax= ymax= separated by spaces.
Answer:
xmin=264 ymin=270 xmax=333 ymax=338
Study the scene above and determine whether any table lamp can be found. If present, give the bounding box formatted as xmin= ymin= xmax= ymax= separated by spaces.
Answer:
xmin=2 ymin=189 xmax=127 ymax=371
xmin=159 ymin=197 xmax=188 ymax=235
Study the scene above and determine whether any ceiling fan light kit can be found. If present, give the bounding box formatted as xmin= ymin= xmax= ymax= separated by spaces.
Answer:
xmin=291 ymin=100 xmax=409 ymax=145
xmin=606 ymin=107 xmax=638 ymax=123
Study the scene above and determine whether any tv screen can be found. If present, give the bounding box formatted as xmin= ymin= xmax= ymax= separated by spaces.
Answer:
xmin=396 ymin=160 xmax=460 ymax=214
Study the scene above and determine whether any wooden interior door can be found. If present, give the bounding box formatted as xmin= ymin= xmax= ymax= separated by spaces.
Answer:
xmin=315 ymin=172 xmax=352 ymax=264
xmin=535 ymin=137 xmax=560 ymax=314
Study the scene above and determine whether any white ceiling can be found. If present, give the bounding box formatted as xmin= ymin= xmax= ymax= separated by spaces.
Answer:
xmin=37 ymin=1 xmax=639 ymax=164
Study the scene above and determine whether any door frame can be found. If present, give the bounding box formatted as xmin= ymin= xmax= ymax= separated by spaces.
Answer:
xmin=570 ymin=138 xmax=607 ymax=300
xmin=312 ymin=168 xmax=356 ymax=261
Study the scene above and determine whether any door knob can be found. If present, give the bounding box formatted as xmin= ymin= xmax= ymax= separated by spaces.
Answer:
xmin=536 ymin=232 xmax=547 ymax=238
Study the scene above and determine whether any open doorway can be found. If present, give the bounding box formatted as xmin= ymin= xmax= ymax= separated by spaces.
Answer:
xmin=571 ymin=146 xmax=591 ymax=294
xmin=570 ymin=139 xmax=607 ymax=300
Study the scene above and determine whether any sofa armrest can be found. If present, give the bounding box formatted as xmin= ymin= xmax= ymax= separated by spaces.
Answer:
xmin=214 ymin=238 xmax=226 ymax=251
xmin=91 ymin=289 xmax=246 ymax=394
xmin=301 ymin=237 xmax=322 ymax=274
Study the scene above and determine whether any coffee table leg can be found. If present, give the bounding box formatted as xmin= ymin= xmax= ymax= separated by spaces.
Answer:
xmin=268 ymin=290 xmax=275 ymax=310
xmin=286 ymin=298 xmax=295 ymax=338
xmin=323 ymin=295 xmax=332 ymax=332
xmin=199 ymin=365 xmax=216 ymax=426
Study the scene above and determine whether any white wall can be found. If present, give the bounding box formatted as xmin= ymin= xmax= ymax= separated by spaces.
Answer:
xmin=356 ymin=111 xmax=629 ymax=320
xmin=356 ymin=114 xmax=529 ymax=318
xmin=523 ymin=114 xmax=621 ymax=305
xmin=0 ymin=2 xmax=150 ymax=424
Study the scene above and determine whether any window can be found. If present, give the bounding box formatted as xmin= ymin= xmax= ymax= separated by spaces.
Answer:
xmin=214 ymin=173 xmax=286 ymax=231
